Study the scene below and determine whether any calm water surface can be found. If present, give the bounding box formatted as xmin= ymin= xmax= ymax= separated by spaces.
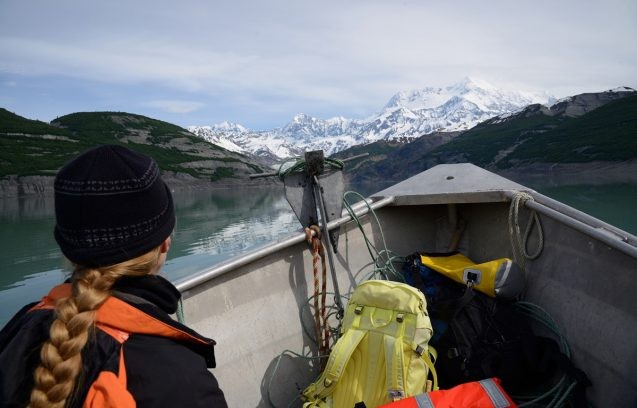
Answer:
xmin=1 ymin=180 xmax=636 ymax=327
xmin=0 ymin=187 xmax=301 ymax=326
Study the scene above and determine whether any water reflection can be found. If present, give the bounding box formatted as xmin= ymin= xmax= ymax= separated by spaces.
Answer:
xmin=162 ymin=187 xmax=300 ymax=282
xmin=0 ymin=195 xmax=62 ymax=290
xmin=169 ymin=187 xmax=299 ymax=260
xmin=0 ymin=186 xmax=300 ymax=326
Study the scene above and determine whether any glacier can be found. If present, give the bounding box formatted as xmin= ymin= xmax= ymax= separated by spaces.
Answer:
xmin=188 ymin=77 xmax=555 ymax=163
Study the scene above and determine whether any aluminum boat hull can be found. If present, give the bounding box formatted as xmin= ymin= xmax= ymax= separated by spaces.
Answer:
xmin=175 ymin=164 xmax=637 ymax=408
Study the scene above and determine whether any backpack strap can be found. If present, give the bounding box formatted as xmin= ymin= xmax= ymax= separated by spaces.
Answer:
xmin=385 ymin=333 xmax=406 ymax=400
xmin=412 ymin=342 xmax=439 ymax=392
xmin=302 ymin=328 xmax=366 ymax=401
xmin=384 ymin=309 xmax=412 ymax=401
xmin=423 ymin=349 xmax=438 ymax=392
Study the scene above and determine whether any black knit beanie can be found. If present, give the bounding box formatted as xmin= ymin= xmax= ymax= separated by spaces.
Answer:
xmin=54 ymin=145 xmax=175 ymax=267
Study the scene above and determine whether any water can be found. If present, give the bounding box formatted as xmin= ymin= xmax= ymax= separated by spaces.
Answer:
xmin=0 ymin=187 xmax=301 ymax=327
xmin=535 ymin=184 xmax=637 ymax=233
xmin=1 ymin=181 xmax=636 ymax=328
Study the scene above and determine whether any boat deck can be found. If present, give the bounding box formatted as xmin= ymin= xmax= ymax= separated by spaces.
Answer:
xmin=176 ymin=164 xmax=637 ymax=407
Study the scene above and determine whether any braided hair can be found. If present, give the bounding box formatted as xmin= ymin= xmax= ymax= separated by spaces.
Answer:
xmin=28 ymin=246 xmax=162 ymax=408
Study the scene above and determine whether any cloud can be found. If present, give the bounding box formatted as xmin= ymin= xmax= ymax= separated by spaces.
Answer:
xmin=143 ymin=99 xmax=206 ymax=114
xmin=1 ymin=0 xmax=635 ymax=126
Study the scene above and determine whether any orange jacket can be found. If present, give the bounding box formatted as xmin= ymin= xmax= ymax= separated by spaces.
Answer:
xmin=378 ymin=378 xmax=517 ymax=408
xmin=0 ymin=278 xmax=226 ymax=407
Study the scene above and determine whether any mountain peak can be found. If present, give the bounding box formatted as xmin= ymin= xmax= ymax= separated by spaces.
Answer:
xmin=383 ymin=77 xmax=551 ymax=114
xmin=607 ymin=86 xmax=635 ymax=93
xmin=210 ymin=121 xmax=248 ymax=133
xmin=189 ymin=78 xmax=559 ymax=161
xmin=292 ymin=113 xmax=313 ymax=123
xmin=452 ymin=76 xmax=497 ymax=91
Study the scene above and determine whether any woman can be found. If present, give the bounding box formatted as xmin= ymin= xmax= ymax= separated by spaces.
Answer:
xmin=0 ymin=145 xmax=227 ymax=407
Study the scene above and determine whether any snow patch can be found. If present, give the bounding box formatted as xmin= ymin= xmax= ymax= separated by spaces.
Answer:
xmin=189 ymin=78 xmax=556 ymax=161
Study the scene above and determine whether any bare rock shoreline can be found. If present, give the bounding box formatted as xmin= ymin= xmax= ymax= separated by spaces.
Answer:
xmin=495 ymin=160 xmax=637 ymax=187
xmin=2 ymin=160 xmax=635 ymax=198
xmin=0 ymin=172 xmax=279 ymax=198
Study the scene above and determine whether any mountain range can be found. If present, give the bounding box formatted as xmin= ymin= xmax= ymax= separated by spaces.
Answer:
xmin=188 ymin=78 xmax=555 ymax=164
xmin=1 ymin=80 xmax=635 ymax=197
xmin=334 ymin=87 xmax=637 ymax=184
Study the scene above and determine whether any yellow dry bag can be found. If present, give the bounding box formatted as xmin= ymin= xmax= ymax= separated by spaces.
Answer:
xmin=419 ymin=253 xmax=523 ymax=299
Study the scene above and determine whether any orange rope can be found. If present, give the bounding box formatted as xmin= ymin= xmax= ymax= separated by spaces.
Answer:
xmin=305 ymin=225 xmax=330 ymax=361
xmin=305 ymin=227 xmax=321 ymax=352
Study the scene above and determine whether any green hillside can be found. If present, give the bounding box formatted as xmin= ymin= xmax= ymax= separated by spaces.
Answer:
xmin=332 ymin=140 xmax=402 ymax=172
xmin=0 ymin=111 xmax=264 ymax=179
xmin=333 ymin=132 xmax=459 ymax=182
xmin=428 ymin=95 xmax=637 ymax=169
xmin=0 ymin=109 xmax=80 ymax=176
xmin=502 ymin=95 xmax=637 ymax=165
xmin=427 ymin=106 xmax=564 ymax=166
xmin=350 ymin=92 xmax=637 ymax=182
xmin=0 ymin=108 xmax=69 ymax=136
xmin=3 ymin=91 xmax=634 ymax=183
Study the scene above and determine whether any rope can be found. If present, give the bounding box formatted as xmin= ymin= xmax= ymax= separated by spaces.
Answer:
xmin=305 ymin=225 xmax=330 ymax=363
xmin=265 ymin=349 xmax=327 ymax=408
xmin=513 ymin=301 xmax=578 ymax=408
xmin=343 ymin=191 xmax=405 ymax=283
xmin=266 ymin=189 xmax=403 ymax=407
xmin=508 ymin=191 xmax=544 ymax=270
xmin=300 ymin=292 xmax=348 ymax=348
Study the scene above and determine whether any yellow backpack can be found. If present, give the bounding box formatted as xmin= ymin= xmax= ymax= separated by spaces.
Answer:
xmin=302 ymin=280 xmax=438 ymax=408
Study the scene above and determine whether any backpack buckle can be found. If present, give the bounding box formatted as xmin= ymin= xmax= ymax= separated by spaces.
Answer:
xmin=354 ymin=306 xmax=364 ymax=315
xmin=414 ymin=344 xmax=424 ymax=356
xmin=388 ymin=389 xmax=405 ymax=401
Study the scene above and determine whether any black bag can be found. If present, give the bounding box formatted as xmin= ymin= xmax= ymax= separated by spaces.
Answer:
xmin=403 ymin=253 xmax=589 ymax=400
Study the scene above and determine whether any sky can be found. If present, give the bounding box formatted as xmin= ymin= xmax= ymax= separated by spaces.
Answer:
xmin=1 ymin=0 xmax=635 ymax=130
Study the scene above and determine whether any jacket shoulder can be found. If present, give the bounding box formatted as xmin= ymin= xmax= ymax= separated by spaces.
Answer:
xmin=0 ymin=306 xmax=53 ymax=406
xmin=123 ymin=334 xmax=227 ymax=407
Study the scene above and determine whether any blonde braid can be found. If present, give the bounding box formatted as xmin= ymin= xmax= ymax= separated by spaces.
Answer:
xmin=28 ymin=246 xmax=162 ymax=408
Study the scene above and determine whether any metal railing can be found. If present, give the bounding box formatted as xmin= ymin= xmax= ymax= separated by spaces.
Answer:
xmin=505 ymin=190 xmax=637 ymax=259
xmin=175 ymin=195 xmax=395 ymax=292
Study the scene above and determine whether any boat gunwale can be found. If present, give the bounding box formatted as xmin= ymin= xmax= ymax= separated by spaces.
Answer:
xmin=175 ymin=191 xmax=637 ymax=294
xmin=175 ymin=195 xmax=396 ymax=293
xmin=175 ymin=163 xmax=637 ymax=293
xmin=509 ymin=190 xmax=637 ymax=258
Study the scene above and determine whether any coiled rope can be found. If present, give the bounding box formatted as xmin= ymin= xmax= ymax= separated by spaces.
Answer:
xmin=508 ymin=191 xmax=544 ymax=270
xmin=305 ymin=225 xmax=330 ymax=363
xmin=513 ymin=302 xmax=580 ymax=408
xmin=343 ymin=191 xmax=404 ymax=283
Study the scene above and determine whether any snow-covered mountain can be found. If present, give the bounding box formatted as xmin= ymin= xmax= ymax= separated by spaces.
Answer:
xmin=188 ymin=77 xmax=555 ymax=163
xmin=189 ymin=122 xmax=246 ymax=154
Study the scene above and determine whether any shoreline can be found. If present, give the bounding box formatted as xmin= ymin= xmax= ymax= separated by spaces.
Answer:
xmin=0 ymin=172 xmax=281 ymax=198
xmin=2 ymin=160 xmax=636 ymax=199
xmin=495 ymin=160 xmax=637 ymax=187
